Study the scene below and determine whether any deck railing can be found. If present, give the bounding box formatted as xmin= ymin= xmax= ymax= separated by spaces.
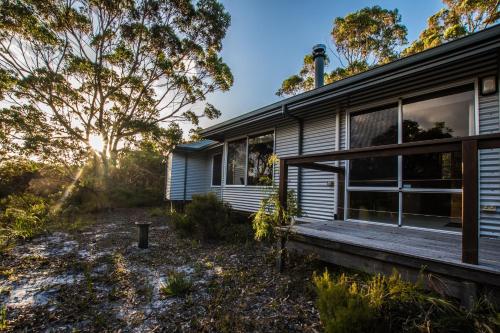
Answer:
xmin=278 ymin=132 xmax=500 ymax=265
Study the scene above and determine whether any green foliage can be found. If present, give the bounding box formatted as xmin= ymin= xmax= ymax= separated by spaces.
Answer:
xmin=277 ymin=6 xmax=407 ymax=97
xmin=184 ymin=193 xmax=232 ymax=241
xmin=0 ymin=304 xmax=7 ymax=330
xmin=313 ymin=269 xmax=500 ymax=333
xmin=314 ymin=270 xmax=376 ymax=333
xmin=332 ymin=6 xmax=407 ymax=65
xmin=251 ymin=155 xmax=300 ymax=241
xmin=0 ymin=159 xmax=39 ymax=199
xmin=0 ymin=193 xmax=50 ymax=248
xmin=168 ymin=210 xmax=193 ymax=238
xmin=169 ymin=193 xmax=251 ymax=242
xmin=66 ymin=141 xmax=167 ymax=211
xmin=252 ymin=187 xmax=300 ymax=241
xmin=0 ymin=0 xmax=232 ymax=165
xmin=160 ymin=271 xmax=193 ymax=297
xmin=403 ymin=0 xmax=499 ymax=56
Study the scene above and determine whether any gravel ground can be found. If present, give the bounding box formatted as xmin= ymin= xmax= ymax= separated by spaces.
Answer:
xmin=0 ymin=208 xmax=321 ymax=332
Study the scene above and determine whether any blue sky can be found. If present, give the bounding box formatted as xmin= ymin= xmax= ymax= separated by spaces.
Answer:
xmin=197 ymin=0 xmax=444 ymax=130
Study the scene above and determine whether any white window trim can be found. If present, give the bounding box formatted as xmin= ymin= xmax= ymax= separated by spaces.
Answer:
xmin=344 ymin=80 xmax=478 ymax=233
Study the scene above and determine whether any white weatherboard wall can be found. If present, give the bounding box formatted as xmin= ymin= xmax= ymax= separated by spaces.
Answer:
xmin=478 ymin=91 xmax=500 ymax=237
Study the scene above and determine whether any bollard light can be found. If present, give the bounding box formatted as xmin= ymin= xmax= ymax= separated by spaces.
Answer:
xmin=135 ymin=221 xmax=151 ymax=249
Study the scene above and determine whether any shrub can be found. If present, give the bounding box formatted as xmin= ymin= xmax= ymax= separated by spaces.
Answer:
xmin=168 ymin=210 xmax=193 ymax=238
xmin=313 ymin=270 xmax=377 ymax=333
xmin=168 ymin=194 xmax=253 ymax=242
xmin=0 ymin=159 xmax=39 ymax=199
xmin=160 ymin=271 xmax=193 ymax=297
xmin=0 ymin=193 xmax=51 ymax=248
xmin=313 ymin=269 xmax=500 ymax=333
xmin=184 ymin=193 xmax=232 ymax=241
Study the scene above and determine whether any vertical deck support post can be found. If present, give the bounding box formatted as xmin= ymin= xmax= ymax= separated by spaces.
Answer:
xmin=277 ymin=158 xmax=289 ymax=272
xmin=462 ymin=139 xmax=479 ymax=265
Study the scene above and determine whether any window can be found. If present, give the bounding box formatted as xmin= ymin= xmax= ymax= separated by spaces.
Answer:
xmin=211 ymin=154 xmax=222 ymax=186
xmin=402 ymin=193 xmax=462 ymax=231
xmin=226 ymin=139 xmax=246 ymax=185
xmin=349 ymin=105 xmax=398 ymax=187
xmin=225 ymin=132 xmax=275 ymax=186
xmin=402 ymin=86 xmax=474 ymax=189
xmin=348 ymin=191 xmax=398 ymax=225
xmin=247 ymin=132 xmax=274 ymax=185
xmin=346 ymin=84 xmax=475 ymax=232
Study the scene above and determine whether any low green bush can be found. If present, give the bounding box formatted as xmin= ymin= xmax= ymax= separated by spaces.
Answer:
xmin=169 ymin=193 xmax=252 ymax=242
xmin=0 ymin=193 xmax=51 ymax=248
xmin=314 ymin=270 xmax=377 ymax=333
xmin=313 ymin=269 xmax=500 ymax=333
xmin=160 ymin=271 xmax=193 ymax=297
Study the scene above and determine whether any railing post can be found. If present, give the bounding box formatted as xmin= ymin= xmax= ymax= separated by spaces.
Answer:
xmin=277 ymin=158 xmax=288 ymax=272
xmin=278 ymin=158 xmax=288 ymax=223
xmin=462 ymin=139 xmax=479 ymax=265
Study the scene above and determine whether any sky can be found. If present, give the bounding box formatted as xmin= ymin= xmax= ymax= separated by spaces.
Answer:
xmin=191 ymin=0 xmax=444 ymax=133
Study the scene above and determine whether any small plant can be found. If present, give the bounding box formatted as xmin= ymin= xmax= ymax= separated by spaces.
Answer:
xmin=160 ymin=271 xmax=193 ymax=297
xmin=313 ymin=270 xmax=376 ymax=333
xmin=251 ymin=155 xmax=301 ymax=241
xmin=0 ymin=305 xmax=7 ymax=330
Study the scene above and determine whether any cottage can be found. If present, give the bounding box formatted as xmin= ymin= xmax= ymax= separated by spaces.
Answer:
xmin=166 ymin=25 xmax=500 ymax=301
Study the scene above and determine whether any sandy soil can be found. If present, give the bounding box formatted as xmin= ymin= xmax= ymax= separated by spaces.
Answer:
xmin=0 ymin=208 xmax=320 ymax=332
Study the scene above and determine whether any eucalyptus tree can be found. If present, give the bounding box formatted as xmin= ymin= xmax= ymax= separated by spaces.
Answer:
xmin=277 ymin=6 xmax=407 ymax=97
xmin=403 ymin=0 xmax=499 ymax=55
xmin=0 ymin=0 xmax=233 ymax=168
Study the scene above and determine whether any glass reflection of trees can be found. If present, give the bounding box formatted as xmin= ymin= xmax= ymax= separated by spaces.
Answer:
xmin=247 ymin=133 xmax=274 ymax=186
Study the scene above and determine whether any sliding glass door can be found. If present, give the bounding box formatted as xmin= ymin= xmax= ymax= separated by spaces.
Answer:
xmin=346 ymin=84 xmax=475 ymax=232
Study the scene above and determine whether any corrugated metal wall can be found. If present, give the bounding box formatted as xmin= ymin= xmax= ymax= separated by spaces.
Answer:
xmin=167 ymin=147 xmax=223 ymax=201
xmin=168 ymin=152 xmax=187 ymax=200
xmin=300 ymin=112 xmax=337 ymax=220
xmin=478 ymin=89 xmax=500 ymax=237
xmin=185 ymin=153 xmax=210 ymax=199
xmin=274 ymin=119 xmax=299 ymax=194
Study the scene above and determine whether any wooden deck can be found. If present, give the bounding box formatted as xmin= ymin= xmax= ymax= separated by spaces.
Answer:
xmin=283 ymin=220 xmax=500 ymax=293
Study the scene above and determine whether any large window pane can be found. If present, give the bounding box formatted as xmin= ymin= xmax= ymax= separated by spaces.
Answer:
xmin=349 ymin=156 xmax=398 ymax=187
xmin=247 ymin=133 xmax=274 ymax=185
xmin=403 ymin=193 xmax=462 ymax=231
xmin=402 ymin=87 xmax=473 ymax=142
xmin=226 ymin=139 xmax=246 ymax=185
xmin=403 ymin=152 xmax=462 ymax=189
xmin=348 ymin=191 xmax=398 ymax=225
xmin=350 ymin=105 xmax=398 ymax=187
xmin=212 ymin=154 xmax=222 ymax=186
xmin=350 ymin=105 xmax=398 ymax=148
xmin=402 ymin=87 xmax=473 ymax=189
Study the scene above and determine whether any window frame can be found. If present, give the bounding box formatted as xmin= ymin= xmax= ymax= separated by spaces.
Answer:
xmin=344 ymin=79 xmax=478 ymax=234
xmin=224 ymin=129 xmax=276 ymax=187
xmin=210 ymin=153 xmax=222 ymax=187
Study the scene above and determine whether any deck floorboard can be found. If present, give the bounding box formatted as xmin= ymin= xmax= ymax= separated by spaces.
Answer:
xmin=287 ymin=220 xmax=500 ymax=275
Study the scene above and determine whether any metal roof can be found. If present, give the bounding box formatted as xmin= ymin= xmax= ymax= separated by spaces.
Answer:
xmin=174 ymin=139 xmax=219 ymax=152
xmin=201 ymin=24 xmax=500 ymax=139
